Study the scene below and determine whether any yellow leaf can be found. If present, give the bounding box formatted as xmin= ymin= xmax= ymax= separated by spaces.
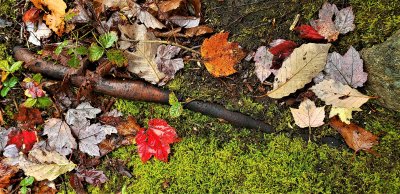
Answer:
xmin=329 ymin=106 xmax=361 ymax=124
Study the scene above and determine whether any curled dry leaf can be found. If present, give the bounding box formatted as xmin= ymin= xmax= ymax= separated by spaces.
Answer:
xmin=329 ymin=116 xmax=379 ymax=156
xmin=267 ymin=43 xmax=331 ymax=98
xmin=290 ymin=99 xmax=325 ymax=128
xmin=19 ymin=148 xmax=76 ymax=181
xmin=200 ymin=32 xmax=245 ymax=77
xmin=185 ymin=25 xmax=213 ymax=37
xmin=30 ymin=0 xmax=67 ymax=36
xmin=311 ymin=79 xmax=372 ymax=108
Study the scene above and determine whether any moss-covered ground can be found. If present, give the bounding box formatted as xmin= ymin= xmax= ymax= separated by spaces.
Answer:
xmin=1 ymin=0 xmax=400 ymax=193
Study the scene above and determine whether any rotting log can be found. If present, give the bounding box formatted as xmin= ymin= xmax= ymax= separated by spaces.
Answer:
xmin=14 ymin=47 xmax=274 ymax=133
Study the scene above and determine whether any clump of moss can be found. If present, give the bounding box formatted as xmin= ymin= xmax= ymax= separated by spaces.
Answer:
xmin=0 ymin=0 xmax=18 ymax=21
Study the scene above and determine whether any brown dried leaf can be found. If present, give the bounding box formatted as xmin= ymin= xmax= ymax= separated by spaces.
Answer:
xmin=0 ymin=162 xmax=18 ymax=189
xmin=185 ymin=25 xmax=213 ymax=37
xmin=159 ymin=0 xmax=184 ymax=13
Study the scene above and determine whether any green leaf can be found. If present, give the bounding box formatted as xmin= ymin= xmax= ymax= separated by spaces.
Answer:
xmin=169 ymin=103 xmax=183 ymax=118
xmin=67 ymin=48 xmax=74 ymax=55
xmin=64 ymin=12 xmax=77 ymax=22
xmin=68 ymin=55 xmax=80 ymax=68
xmin=32 ymin=73 xmax=42 ymax=83
xmin=20 ymin=176 xmax=34 ymax=187
xmin=89 ymin=43 xmax=105 ymax=62
xmin=37 ymin=97 xmax=52 ymax=108
xmin=1 ymin=87 xmax=10 ymax=97
xmin=20 ymin=186 xmax=28 ymax=194
xmin=7 ymin=76 xmax=18 ymax=87
xmin=24 ymin=98 xmax=37 ymax=108
xmin=75 ymin=46 xmax=88 ymax=55
xmin=55 ymin=40 xmax=69 ymax=55
xmin=99 ymin=32 xmax=118 ymax=49
xmin=0 ymin=60 xmax=10 ymax=71
xmin=106 ymin=49 xmax=127 ymax=67
xmin=169 ymin=92 xmax=179 ymax=105
xmin=9 ymin=61 xmax=23 ymax=73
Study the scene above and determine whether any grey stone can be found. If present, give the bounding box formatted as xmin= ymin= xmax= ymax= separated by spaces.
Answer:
xmin=361 ymin=30 xmax=400 ymax=112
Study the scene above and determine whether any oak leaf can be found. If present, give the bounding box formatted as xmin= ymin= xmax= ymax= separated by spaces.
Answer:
xmin=200 ymin=32 xmax=245 ymax=77
xmin=290 ymin=99 xmax=325 ymax=128
xmin=329 ymin=116 xmax=379 ymax=156
xmin=19 ymin=148 xmax=76 ymax=181
xmin=30 ymin=0 xmax=67 ymax=36
xmin=311 ymin=79 xmax=372 ymax=108
xmin=267 ymin=43 xmax=331 ymax=98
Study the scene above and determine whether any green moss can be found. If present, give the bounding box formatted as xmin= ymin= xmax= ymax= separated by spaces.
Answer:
xmin=0 ymin=0 xmax=17 ymax=20
xmin=0 ymin=44 xmax=7 ymax=59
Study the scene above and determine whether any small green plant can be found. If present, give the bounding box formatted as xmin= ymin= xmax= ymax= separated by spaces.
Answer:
xmin=19 ymin=176 xmax=34 ymax=194
xmin=169 ymin=92 xmax=183 ymax=118
xmin=0 ymin=57 xmax=23 ymax=81
xmin=22 ymin=73 xmax=52 ymax=108
xmin=89 ymin=32 xmax=126 ymax=67
xmin=1 ymin=76 xmax=18 ymax=97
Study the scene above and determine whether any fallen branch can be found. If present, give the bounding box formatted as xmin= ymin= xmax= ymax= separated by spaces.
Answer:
xmin=14 ymin=47 xmax=274 ymax=133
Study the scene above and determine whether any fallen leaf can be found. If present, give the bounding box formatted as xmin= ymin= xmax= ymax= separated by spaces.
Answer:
xmin=116 ymin=116 xmax=141 ymax=136
xmin=268 ymin=39 xmax=297 ymax=59
xmin=19 ymin=148 xmax=76 ymax=181
xmin=0 ymin=127 xmax=11 ymax=152
xmin=121 ymin=23 xmax=166 ymax=84
xmin=76 ymin=169 xmax=108 ymax=186
xmin=329 ymin=116 xmax=379 ymax=155
xmin=67 ymin=1 xmax=91 ymax=24
xmin=65 ymin=102 xmax=102 ymax=127
xmin=290 ymin=99 xmax=325 ymax=128
xmin=32 ymin=180 xmax=57 ymax=194
xmin=75 ymin=123 xmax=117 ymax=156
xmin=14 ymin=107 xmax=44 ymax=129
xmin=30 ymin=0 xmax=67 ymax=36
xmin=200 ymin=32 xmax=245 ymax=77
xmin=43 ymin=118 xmax=77 ymax=156
xmin=294 ymin=25 xmax=325 ymax=42
xmin=322 ymin=46 xmax=367 ymax=88
xmin=26 ymin=21 xmax=52 ymax=46
xmin=156 ymin=45 xmax=184 ymax=85
xmin=0 ymin=162 xmax=19 ymax=189
xmin=334 ymin=6 xmax=355 ymax=34
xmin=3 ymin=145 xmax=19 ymax=158
xmin=254 ymin=46 xmax=275 ymax=82
xmin=169 ymin=16 xmax=200 ymax=28
xmin=23 ymin=7 xmax=41 ymax=23
xmin=329 ymin=106 xmax=361 ymax=124
xmin=7 ymin=129 xmax=38 ymax=153
xmin=135 ymin=119 xmax=179 ymax=163
xmin=185 ymin=25 xmax=213 ymax=37
xmin=311 ymin=79 xmax=372 ymax=108
xmin=188 ymin=0 xmax=201 ymax=17
xmin=122 ymin=2 xmax=165 ymax=29
xmin=267 ymin=43 xmax=331 ymax=98
xmin=159 ymin=0 xmax=184 ymax=13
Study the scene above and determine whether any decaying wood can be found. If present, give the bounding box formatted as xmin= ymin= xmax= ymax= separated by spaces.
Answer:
xmin=14 ymin=47 xmax=274 ymax=133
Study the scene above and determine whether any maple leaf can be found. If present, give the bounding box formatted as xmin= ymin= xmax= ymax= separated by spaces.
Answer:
xmin=290 ymin=99 xmax=325 ymax=128
xmin=0 ymin=161 xmax=19 ymax=189
xmin=135 ymin=119 xmax=179 ymax=163
xmin=121 ymin=23 xmax=166 ymax=84
xmin=7 ymin=129 xmax=38 ymax=153
xmin=14 ymin=107 xmax=44 ymax=129
xmin=329 ymin=116 xmax=379 ymax=156
xmin=75 ymin=123 xmax=117 ymax=156
xmin=76 ymin=169 xmax=108 ymax=186
xmin=294 ymin=25 xmax=325 ymax=42
xmin=329 ymin=107 xmax=361 ymax=124
xmin=267 ymin=43 xmax=331 ymax=98
xmin=254 ymin=46 xmax=275 ymax=82
xmin=43 ymin=118 xmax=77 ymax=156
xmin=18 ymin=148 xmax=76 ymax=181
xmin=65 ymin=102 xmax=101 ymax=127
xmin=30 ymin=0 xmax=67 ymax=36
xmin=200 ymin=32 xmax=245 ymax=77
xmin=268 ymin=39 xmax=297 ymax=60
xmin=155 ymin=45 xmax=184 ymax=85
xmin=311 ymin=79 xmax=372 ymax=109
xmin=320 ymin=46 xmax=367 ymax=88
xmin=116 ymin=116 xmax=141 ymax=136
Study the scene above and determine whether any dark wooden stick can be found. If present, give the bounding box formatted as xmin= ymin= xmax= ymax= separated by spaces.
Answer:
xmin=14 ymin=47 xmax=274 ymax=133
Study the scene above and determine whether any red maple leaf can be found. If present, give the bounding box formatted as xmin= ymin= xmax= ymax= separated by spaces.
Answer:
xmin=294 ymin=25 xmax=325 ymax=42
xmin=135 ymin=119 xmax=179 ymax=163
xmin=268 ymin=40 xmax=297 ymax=69
xmin=7 ymin=129 xmax=38 ymax=153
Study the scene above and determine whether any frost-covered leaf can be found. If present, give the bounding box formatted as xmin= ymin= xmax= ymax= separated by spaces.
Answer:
xmin=43 ymin=118 xmax=77 ymax=156
xmin=290 ymin=99 xmax=325 ymax=128
xmin=121 ymin=23 xmax=166 ymax=84
xmin=26 ymin=22 xmax=52 ymax=46
xmin=65 ymin=102 xmax=101 ymax=127
xmin=329 ymin=107 xmax=361 ymax=124
xmin=155 ymin=45 xmax=184 ymax=85
xmin=267 ymin=43 xmax=331 ymax=98
xmin=323 ymin=46 xmax=367 ymax=88
xmin=311 ymin=79 xmax=372 ymax=108
xmin=169 ymin=16 xmax=200 ymax=28
xmin=254 ymin=46 xmax=275 ymax=82
xmin=19 ymin=148 xmax=76 ymax=181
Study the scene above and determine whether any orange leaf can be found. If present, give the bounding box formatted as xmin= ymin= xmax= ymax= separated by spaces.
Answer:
xmin=200 ymin=32 xmax=245 ymax=77
xmin=329 ymin=116 xmax=379 ymax=156
xmin=30 ymin=0 xmax=67 ymax=36
xmin=23 ymin=7 xmax=41 ymax=23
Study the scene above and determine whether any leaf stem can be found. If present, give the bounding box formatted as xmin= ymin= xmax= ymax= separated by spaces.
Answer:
xmin=140 ymin=40 xmax=201 ymax=55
